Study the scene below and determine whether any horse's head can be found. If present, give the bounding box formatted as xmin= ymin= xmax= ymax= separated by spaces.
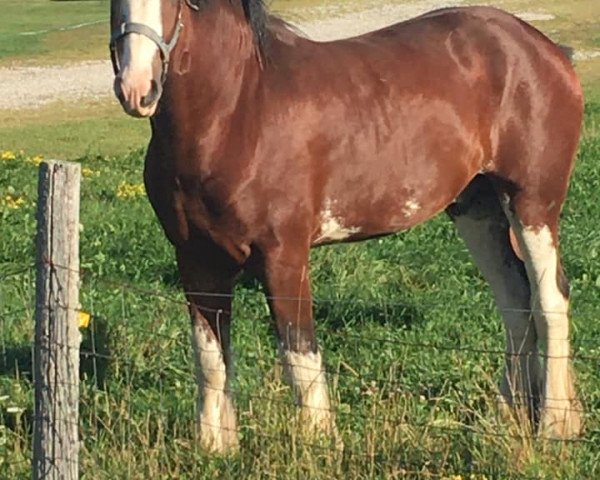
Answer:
xmin=110 ymin=0 xmax=184 ymax=118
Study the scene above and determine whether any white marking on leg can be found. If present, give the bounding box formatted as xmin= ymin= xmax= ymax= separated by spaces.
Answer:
xmin=511 ymin=223 xmax=580 ymax=437
xmin=191 ymin=324 xmax=238 ymax=452
xmin=118 ymin=1 xmax=163 ymax=72
xmin=281 ymin=349 xmax=333 ymax=432
xmin=315 ymin=199 xmax=360 ymax=243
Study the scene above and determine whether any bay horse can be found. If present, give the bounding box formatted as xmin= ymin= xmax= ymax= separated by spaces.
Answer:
xmin=109 ymin=0 xmax=584 ymax=452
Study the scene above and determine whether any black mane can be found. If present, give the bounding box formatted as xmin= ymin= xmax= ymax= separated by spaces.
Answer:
xmin=241 ymin=0 xmax=269 ymax=57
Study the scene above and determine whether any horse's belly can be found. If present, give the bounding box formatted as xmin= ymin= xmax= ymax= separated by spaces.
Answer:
xmin=312 ymin=153 xmax=479 ymax=245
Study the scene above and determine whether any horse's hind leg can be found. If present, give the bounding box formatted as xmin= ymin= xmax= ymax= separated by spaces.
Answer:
xmin=176 ymin=244 xmax=241 ymax=453
xmin=447 ymin=175 xmax=542 ymax=424
xmin=501 ymin=194 xmax=582 ymax=438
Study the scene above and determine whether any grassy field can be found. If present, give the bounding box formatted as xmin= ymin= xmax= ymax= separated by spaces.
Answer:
xmin=0 ymin=0 xmax=109 ymax=65
xmin=2 ymin=1 xmax=600 ymax=478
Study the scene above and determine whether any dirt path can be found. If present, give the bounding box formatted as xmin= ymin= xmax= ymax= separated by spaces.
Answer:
xmin=1 ymin=0 xmax=593 ymax=110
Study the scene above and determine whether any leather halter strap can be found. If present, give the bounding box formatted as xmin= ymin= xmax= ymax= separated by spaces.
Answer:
xmin=109 ymin=1 xmax=184 ymax=85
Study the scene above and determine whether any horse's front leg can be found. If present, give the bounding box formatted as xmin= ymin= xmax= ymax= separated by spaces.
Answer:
xmin=176 ymin=246 xmax=241 ymax=453
xmin=260 ymin=247 xmax=336 ymax=437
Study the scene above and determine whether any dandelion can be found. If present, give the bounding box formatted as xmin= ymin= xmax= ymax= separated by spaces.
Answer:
xmin=28 ymin=155 xmax=44 ymax=166
xmin=78 ymin=311 xmax=91 ymax=329
xmin=1 ymin=150 xmax=16 ymax=161
xmin=82 ymin=167 xmax=97 ymax=178
xmin=1 ymin=194 xmax=26 ymax=210
xmin=116 ymin=181 xmax=145 ymax=199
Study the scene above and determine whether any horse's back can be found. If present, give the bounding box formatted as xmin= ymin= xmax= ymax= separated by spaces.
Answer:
xmin=260 ymin=6 xmax=582 ymax=242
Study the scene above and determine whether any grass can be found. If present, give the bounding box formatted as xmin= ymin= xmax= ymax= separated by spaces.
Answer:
xmin=0 ymin=0 xmax=109 ymax=66
xmin=1 ymin=0 xmax=600 ymax=478
xmin=0 ymin=99 xmax=149 ymax=159
xmin=1 ymin=110 xmax=600 ymax=477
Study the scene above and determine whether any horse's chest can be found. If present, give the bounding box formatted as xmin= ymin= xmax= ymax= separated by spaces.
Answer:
xmin=146 ymin=170 xmax=251 ymax=262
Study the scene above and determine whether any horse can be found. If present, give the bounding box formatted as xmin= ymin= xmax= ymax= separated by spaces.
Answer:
xmin=109 ymin=0 xmax=584 ymax=452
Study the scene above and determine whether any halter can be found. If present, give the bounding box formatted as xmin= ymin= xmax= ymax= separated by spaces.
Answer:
xmin=109 ymin=0 xmax=187 ymax=86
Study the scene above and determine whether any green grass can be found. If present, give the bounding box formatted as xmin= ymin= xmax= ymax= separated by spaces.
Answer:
xmin=0 ymin=100 xmax=150 ymax=159
xmin=1 ymin=0 xmax=600 ymax=478
xmin=0 ymin=0 xmax=109 ymax=65
xmin=1 ymin=105 xmax=600 ymax=479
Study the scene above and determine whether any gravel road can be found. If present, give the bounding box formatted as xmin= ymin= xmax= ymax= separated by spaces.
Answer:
xmin=1 ymin=1 xmax=593 ymax=110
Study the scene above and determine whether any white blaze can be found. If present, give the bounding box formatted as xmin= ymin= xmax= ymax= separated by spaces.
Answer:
xmin=118 ymin=0 xmax=163 ymax=73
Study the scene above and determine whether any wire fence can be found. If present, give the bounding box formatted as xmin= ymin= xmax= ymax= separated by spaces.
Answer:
xmin=1 ymin=257 xmax=600 ymax=479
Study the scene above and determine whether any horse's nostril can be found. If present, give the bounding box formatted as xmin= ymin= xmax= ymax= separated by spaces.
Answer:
xmin=141 ymin=80 xmax=163 ymax=108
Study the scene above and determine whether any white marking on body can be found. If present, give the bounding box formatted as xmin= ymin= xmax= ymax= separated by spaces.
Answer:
xmin=191 ymin=324 xmax=238 ymax=452
xmin=315 ymin=199 xmax=360 ymax=242
xmin=118 ymin=0 xmax=163 ymax=72
xmin=402 ymin=199 xmax=420 ymax=217
xmin=281 ymin=350 xmax=334 ymax=432
xmin=508 ymin=222 xmax=580 ymax=437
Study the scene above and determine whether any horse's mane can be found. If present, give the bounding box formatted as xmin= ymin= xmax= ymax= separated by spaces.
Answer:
xmin=240 ymin=0 xmax=303 ymax=61
xmin=241 ymin=0 xmax=269 ymax=54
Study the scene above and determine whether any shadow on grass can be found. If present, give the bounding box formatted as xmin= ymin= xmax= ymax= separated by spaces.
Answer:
xmin=0 ymin=315 xmax=111 ymax=389
xmin=315 ymin=299 xmax=424 ymax=331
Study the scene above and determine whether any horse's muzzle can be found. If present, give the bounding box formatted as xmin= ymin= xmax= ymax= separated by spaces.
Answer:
xmin=114 ymin=75 xmax=160 ymax=118
xmin=141 ymin=80 xmax=163 ymax=109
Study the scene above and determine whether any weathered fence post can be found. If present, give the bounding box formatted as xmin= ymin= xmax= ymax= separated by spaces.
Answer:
xmin=33 ymin=161 xmax=81 ymax=480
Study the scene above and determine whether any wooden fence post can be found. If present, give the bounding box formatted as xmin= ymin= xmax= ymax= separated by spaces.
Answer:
xmin=33 ymin=161 xmax=81 ymax=480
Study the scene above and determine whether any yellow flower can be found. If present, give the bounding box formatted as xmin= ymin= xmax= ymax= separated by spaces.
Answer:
xmin=82 ymin=167 xmax=97 ymax=178
xmin=1 ymin=151 xmax=16 ymax=161
xmin=78 ymin=311 xmax=91 ymax=329
xmin=116 ymin=181 xmax=145 ymax=199
xmin=28 ymin=155 xmax=44 ymax=166
xmin=1 ymin=194 xmax=25 ymax=210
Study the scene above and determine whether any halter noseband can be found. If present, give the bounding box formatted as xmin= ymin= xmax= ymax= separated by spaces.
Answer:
xmin=109 ymin=1 xmax=185 ymax=85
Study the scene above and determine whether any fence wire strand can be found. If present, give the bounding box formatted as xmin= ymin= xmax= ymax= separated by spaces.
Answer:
xmin=3 ymin=259 xmax=600 ymax=477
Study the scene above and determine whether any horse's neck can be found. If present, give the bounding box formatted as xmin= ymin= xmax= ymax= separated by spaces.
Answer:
xmin=155 ymin=4 xmax=261 ymax=148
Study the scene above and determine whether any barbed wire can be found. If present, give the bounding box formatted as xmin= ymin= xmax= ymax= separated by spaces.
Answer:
xmin=23 ymin=327 xmax=600 ymax=423
xmin=0 ymin=265 xmax=33 ymax=281
xmin=9 ymin=259 xmax=600 ymax=323
xmin=3 ymin=253 xmax=600 ymax=475
xmin=15 ymin=258 xmax=600 ymax=343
